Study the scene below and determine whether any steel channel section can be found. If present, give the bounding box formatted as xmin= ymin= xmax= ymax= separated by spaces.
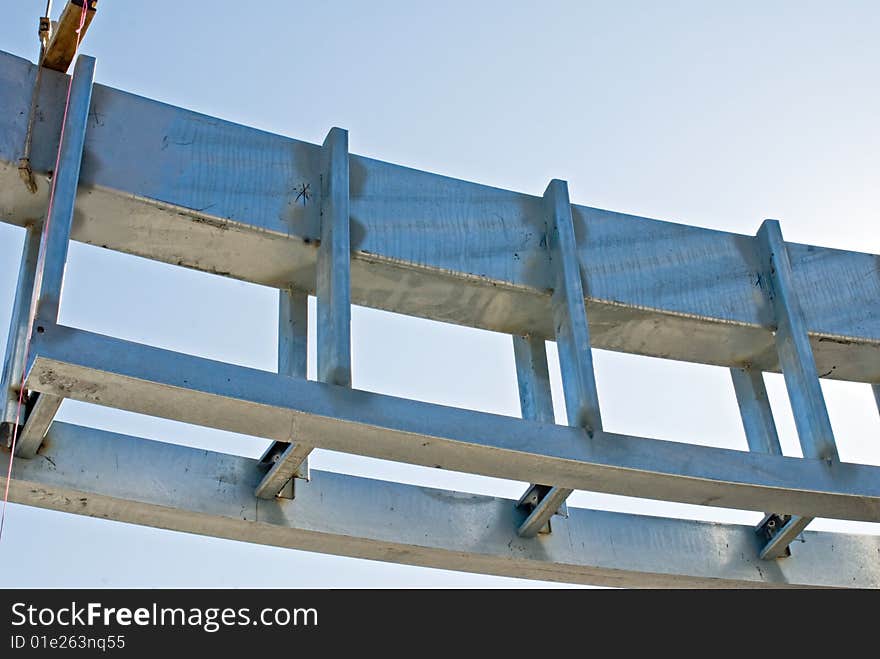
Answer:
xmin=3 ymin=422 xmax=880 ymax=588
xmin=22 ymin=324 xmax=880 ymax=522
xmin=1 ymin=50 xmax=879 ymax=383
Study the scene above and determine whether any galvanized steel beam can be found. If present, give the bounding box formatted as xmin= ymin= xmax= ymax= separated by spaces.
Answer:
xmin=3 ymin=422 xmax=879 ymax=588
xmin=1 ymin=50 xmax=878 ymax=383
xmin=22 ymin=324 xmax=880 ymax=522
xmin=2 ymin=48 xmax=880 ymax=585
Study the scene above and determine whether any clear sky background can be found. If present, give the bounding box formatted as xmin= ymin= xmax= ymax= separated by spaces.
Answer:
xmin=0 ymin=1 xmax=878 ymax=587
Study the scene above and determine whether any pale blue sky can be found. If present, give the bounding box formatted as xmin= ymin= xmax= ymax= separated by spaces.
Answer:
xmin=0 ymin=1 xmax=878 ymax=586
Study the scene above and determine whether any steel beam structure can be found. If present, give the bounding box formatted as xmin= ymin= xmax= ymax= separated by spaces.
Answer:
xmin=2 ymin=54 xmax=94 ymax=458
xmin=1 ymin=50 xmax=878 ymax=383
xmin=0 ymin=226 xmax=39 ymax=441
xmin=256 ymin=288 xmax=310 ymax=499
xmin=3 ymin=422 xmax=880 ymax=588
xmin=21 ymin=324 xmax=880 ymax=522
xmin=756 ymin=220 xmax=839 ymax=463
xmin=1 ymin=48 xmax=880 ymax=586
xmin=512 ymin=335 xmax=565 ymax=536
xmin=730 ymin=367 xmax=813 ymax=558
xmin=515 ymin=180 xmax=602 ymax=537
xmin=750 ymin=220 xmax=840 ymax=556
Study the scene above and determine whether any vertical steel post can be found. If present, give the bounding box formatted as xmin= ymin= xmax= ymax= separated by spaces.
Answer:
xmin=730 ymin=367 xmax=782 ymax=456
xmin=10 ymin=55 xmax=95 ymax=457
xmin=255 ymin=289 xmax=311 ymax=499
xmin=748 ymin=218 xmax=837 ymax=558
xmin=0 ymin=227 xmax=40 ymax=445
xmin=513 ymin=335 xmax=566 ymax=535
xmin=33 ymin=55 xmax=96 ymax=329
xmin=316 ymin=127 xmax=352 ymax=388
xmin=278 ymin=288 xmax=308 ymax=381
xmin=546 ymin=180 xmax=602 ymax=436
xmin=756 ymin=219 xmax=838 ymax=463
xmin=730 ymin=366 xmax=811 ymax=558
xmin=516 ymin=180 xmax=602 ymax=538
xmin=512 ymin=335 xmax=555 ymax=426
xmin=256 ymin=125 xmax=351 ymax=500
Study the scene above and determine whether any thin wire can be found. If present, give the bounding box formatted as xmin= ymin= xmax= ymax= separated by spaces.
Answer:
xmin=0 ymin=1 xmax=89 ymax=542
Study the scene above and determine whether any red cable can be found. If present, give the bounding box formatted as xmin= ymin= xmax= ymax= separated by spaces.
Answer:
xmin=0 ymin=1 xmax=90 ymax=542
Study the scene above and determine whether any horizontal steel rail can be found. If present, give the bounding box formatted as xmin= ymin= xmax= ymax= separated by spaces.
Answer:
xmin=3 ymin=422 xmax=879 ymax=588
xmin=1 ymin=50 xmax=878 ymax=382
xmin=23 ymin=323 xmax=880 ymax=522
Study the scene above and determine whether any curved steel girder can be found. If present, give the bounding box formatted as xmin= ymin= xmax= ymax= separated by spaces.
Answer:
xmin=0 ymin=50 xmax=878 ymax=381
xmin=4 ymin=422 xmax=879 ymax=588
xmin=24 ymin=324 xmax=880 ymax=523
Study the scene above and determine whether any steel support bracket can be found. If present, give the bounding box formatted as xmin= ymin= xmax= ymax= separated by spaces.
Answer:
xmin=256 ymin=441 xmax=309 ymax=500
xmin=516 ymin=484 xmax=569 ymax=534
xmin=756 ymin=513 xmax=809 ymax=560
